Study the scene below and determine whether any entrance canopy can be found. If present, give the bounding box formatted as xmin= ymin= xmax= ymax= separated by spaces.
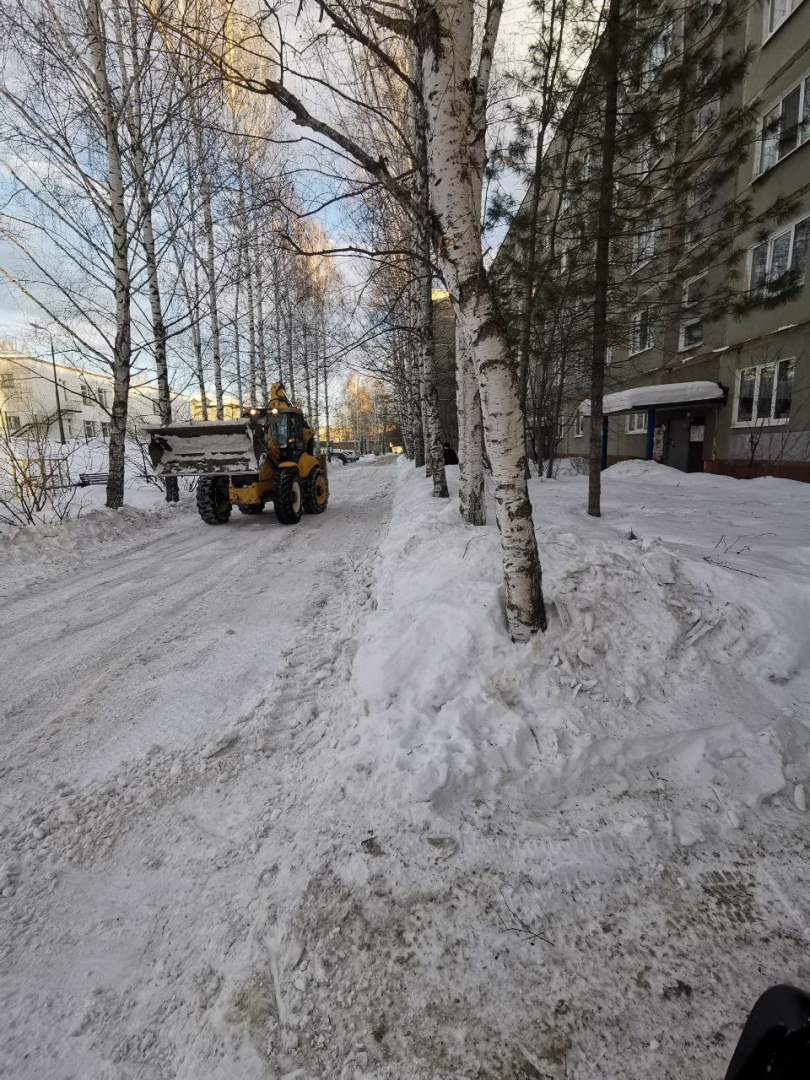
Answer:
xmin=581 ymin=381 xmax=724 ymax=416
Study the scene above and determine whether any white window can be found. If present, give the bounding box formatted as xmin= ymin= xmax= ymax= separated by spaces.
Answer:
xmin=626 ymin=411 xmax=649 ymax=434
xmin=733 ymin=358 xmax=795 ymax=425
xmin=606 ymin=346 xmax=614 ymax=365
xmin=581 ymin=150 xmax=592 ymax=180
xmin=748 ymin=215 xmax=810 ymax=296
xmin=766 ymin=0 xmax=805 ymax=37
xmin=0 ymin=372 xmax=15 ymax=389
xmin=630 ymin=309 xmax=656 ymax=354
xmin=640 ymin=26 xmax=673 ymax=89
xmin=634 ymin=217 xmax=660 ymax=268
xmin=694 ymin=48 xmax=721 ymax=139
xmin=101 ymin=421 xmax=110 ymax=439
xmin=97 ymin=388 xmax=108 ymax=409
xmin=560 ymin=189 xmax=570 ymax=214
xmin=685 ymin=173 xmax=713 ymax=246
xmin=679 ymin=273 xmax=707 ymax=351
xmin=81 ymin=383 xmax=93 ymax=406
xmin=641 ymin=126 xmax=665 ymax=175
xmin=84 ymin=419 xmax=99 ymax=438
xmin=757 ymin=73 xmax=810 ymax=175
xmin=574 ymin=410 xmax=584 ymax=438
xmin=4 ymin=413 xmax=21 ymax=432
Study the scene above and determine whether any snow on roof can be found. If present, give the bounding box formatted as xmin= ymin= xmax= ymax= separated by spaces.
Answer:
xmin=581 ymin=381 xmax=723 ymax=416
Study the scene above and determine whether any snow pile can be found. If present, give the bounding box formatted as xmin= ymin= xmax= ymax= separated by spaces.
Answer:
xmin=349 ymin=461 xmax=810 ymax=849
xmin=0 ymin=498 xmax=192 ymax=570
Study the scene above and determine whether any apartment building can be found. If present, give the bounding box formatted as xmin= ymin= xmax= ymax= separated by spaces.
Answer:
xmin=0 ymin=343 xmax=192 ymax=440
xmin=495 ymin=0 xmax=810 ymax=479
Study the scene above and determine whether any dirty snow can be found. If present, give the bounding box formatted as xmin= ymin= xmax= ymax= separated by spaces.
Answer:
xmin=1 ymin=456 xmax=809 ymax=1079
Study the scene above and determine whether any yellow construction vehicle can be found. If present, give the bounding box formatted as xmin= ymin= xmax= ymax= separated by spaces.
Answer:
xmin=146 ymin=383 xmax=329 ymax=526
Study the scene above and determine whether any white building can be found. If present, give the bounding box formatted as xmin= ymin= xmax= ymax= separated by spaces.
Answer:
xmin=0 ymin=343 xmax=192 ymax=441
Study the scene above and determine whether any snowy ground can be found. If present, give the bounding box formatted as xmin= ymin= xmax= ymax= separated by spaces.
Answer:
xmin=1 ymin=457 xmax=809 ymax=1079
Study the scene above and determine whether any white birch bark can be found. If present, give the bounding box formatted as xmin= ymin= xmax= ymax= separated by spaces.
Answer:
xmin=421 ymin=0 xmax=546 ymax=638
xmin=86 ymin=0 xmax=131 ymax=511
xmin=194 ymin=121 xmax=224 ymax=419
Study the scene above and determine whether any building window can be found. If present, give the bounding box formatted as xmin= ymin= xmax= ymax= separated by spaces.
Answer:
xmin=581 ymin=150 xmax=592 ymax=181
xmin=694 ymin=48 xmax=721 ymax=139
xmin=574 ymin=410 xmax=584 ymax=438
xmin=101 ymin=422 xmax=110 ymax=439
xmin=81 ymin=383 xmax=93 ymax=406
xmin=560 ymin=189 xmax=570 ymax=214
xmin=0 ymin=373 xmax=15 ymax=389
xmin=630 ymin=309 xmax=655 ymax=354
xmin=679 ymin=272 xmax=707 ymax=351
xmin=97 ymin=388 xmax=108 ymax=409
xmin=4 ymin=413 xmax=22 ymax=432
xmin=84 ymin=419 xmax=99 ymax=438
xmin=733 ymin=358 xmax=795 ymax=425
xmin=749 ymin=215 xmax=810 ymax=297
xmin=766 ymin=0 xmax=805 ymax=36
xmin=685 ymin=172 xmax=713 ymax=246
xmin=758 ymin=73 xmax=810 ymax=174
xmin=626 ymin=411 xmax=648 ymax=434
xmin=634 ymin=217 xmax=660 ymax=268
xmin=641 ymin=126 xmax=665 ymax=176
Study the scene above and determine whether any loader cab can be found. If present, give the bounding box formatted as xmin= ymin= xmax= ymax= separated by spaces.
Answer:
xmin=265 ymin=409 xmax=308 ymax=462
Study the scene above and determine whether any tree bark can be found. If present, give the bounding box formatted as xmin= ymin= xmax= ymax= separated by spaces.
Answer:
xmin=588 ymin=0 xmax=621 ymax=518
xmin=86 ymin=0 xmax=131 ymax=511
xmin=195 ymin=120 xmax=224 ymax=419
xmin=421 ymin=0 xmax=546 ymax=639
xmin=455 ymin=318 xmax=485 ymax=522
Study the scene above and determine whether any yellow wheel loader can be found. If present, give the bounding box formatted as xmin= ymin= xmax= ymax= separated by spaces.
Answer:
xmin=145 ymin=383 xmax=329 ymax=526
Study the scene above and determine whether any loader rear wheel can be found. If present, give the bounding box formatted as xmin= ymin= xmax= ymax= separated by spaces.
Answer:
xmin=274 ymin=468 xmax=303 ymax=525
xmin=197 ymin=477 xmax=232 ymax=525
xmin=238 ymin=504 xmax=264 ymax=515
xmin=303 ymin=466 xmax=329 ymax=514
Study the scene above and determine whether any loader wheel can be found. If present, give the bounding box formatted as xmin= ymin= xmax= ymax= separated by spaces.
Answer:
xmin=274 ymin=467 xmax=303 ymax=525
xmin=303 ymin=466 xmax=329 ymax=514
xmin=238 ymin=504 xmax=264 ymax=515
xmin=197 ymin=476 xmax=232 ymax=525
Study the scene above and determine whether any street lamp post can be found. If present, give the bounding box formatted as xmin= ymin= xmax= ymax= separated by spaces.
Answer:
xmin=32 ymin=324 xmax=66 ymax=444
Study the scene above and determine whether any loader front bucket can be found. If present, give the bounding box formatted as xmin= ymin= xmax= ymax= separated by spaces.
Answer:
xmin=145 ymin=420 xmax=267 ymax=477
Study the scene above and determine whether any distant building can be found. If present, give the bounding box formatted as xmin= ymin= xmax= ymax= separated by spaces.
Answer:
xmin=0 ymin=343 xmax=192 ymax=441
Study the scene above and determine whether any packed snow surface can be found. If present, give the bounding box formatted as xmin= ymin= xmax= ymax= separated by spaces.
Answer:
xmin=1 ymin=456 xmax=809 ymax=1078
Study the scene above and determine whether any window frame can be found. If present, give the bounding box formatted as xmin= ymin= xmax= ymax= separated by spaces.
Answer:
xmin=573 ymin=409 xmax=584 ymax=438
xmin=83 ymin=419 xmax=99 ymax=439
xmin=629 ymin=309 xmax=656 ymax=356
xmin=732 ymin=358 xmax=795 ymax=426
xmin=679 ymin=272 xmax=707 ymax=352
xmin=747 ymin=213 xmax=810 ymax=296
xmin=633 ymin=217 xmax=661 ymax=271
xmin=764 ymin=0 xmax=805 ymax=41
xmin=755 ymin=69 xmax=810 ymax=176
xmin=626 ymin=410 xmax=649 ymax=435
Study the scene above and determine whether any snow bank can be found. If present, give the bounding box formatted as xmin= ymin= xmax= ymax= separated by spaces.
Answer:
xmin=0 ymin=497 xmax=192 ymax=574
xmin=348 ymin=460 xmax=810 ymax=852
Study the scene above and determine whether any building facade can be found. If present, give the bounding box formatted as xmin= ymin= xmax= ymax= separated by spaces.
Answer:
xmin=495 ymin=0 xmax=810 ymax=480
xmin=0 ymin=343 xmax=193 ymax=441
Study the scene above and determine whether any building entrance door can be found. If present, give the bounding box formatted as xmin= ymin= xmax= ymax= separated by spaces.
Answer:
xmin=665 ymin=416 xmax=691 ymax=471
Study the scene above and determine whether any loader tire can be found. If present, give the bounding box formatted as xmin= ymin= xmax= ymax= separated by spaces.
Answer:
xmin=197 ymin=477 xmax=232 ymax=525
xmin=303 ymin=466 xmax=329 ymax=514
xmin=274 ymin=467 xmax=303 ymax=525
xmin=238 ymin=504 xmax=264 ymax=515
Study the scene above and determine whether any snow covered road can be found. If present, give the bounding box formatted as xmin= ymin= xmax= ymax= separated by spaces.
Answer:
xmin=1 ymin=460 xmax=394 ymax=809
xmin=0 ymin=459 xmax=398 ymax=1079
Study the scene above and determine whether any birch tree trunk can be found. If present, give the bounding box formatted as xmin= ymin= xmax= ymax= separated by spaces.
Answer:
xmin=421 ymin=0 xmax=546 ymax=638
xmin=194 ymin=120 xmax=224 ymax=419
xmin=455 ymin=318 xmax=485 ymax=522
xmin=86 ymin=0 xmax=131 ymax=511
xmin=412 ymin=62 xmax=448 ymax=498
